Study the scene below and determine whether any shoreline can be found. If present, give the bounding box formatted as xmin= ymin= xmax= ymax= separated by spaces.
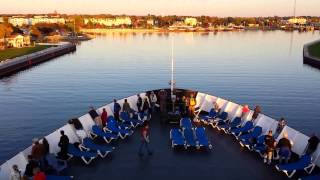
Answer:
xmin=0 ymin=43 xmax=76 ymax=78
xmin=303 ymin=39 xmax=320 ymax=68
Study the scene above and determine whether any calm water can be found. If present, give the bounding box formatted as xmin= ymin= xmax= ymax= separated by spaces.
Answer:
xmin=0 ymin=31 xmax=320 ymax=163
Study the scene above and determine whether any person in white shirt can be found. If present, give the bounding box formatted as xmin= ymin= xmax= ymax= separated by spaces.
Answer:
xmin=10 ymin=164 xmax=22 ymax=180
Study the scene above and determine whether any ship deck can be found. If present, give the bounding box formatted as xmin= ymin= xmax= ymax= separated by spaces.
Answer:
xmin=64 ymin=112 xmax=294 ymax=180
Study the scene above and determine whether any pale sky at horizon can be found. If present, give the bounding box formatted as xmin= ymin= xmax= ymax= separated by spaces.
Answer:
xmin=0 ymin=0 xmax=319 ymax=17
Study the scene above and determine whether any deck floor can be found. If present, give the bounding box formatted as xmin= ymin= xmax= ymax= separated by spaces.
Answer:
xmin=65 ymin=113 xmax=289 ymax=180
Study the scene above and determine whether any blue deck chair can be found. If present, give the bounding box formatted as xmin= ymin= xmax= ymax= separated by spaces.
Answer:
xmin=200 ymin=108 xmax=217 ymax=123
xmin=195 ymin=127 xmax=212 ymax=149
xmin=276 ymin=154 xmax=315 ymax=178
xmin=106 ymin=118 xmax=133 ymax=139
xmin=81 ymin=137 xmax=114 ymax=158
xmin=138 ymin=111 xmax=150 ymax=121
xmin=183 ymin=128 xmax=199 ymax=149
xmin=91 ymin=125 xmax=118 ymax=143
xmin=230 ymin=121 xmax=254 ymax=137
xmin=170 ymin=128 xmax=185 ymax=148
xmin=180 ymin=117 xmax=193 ymax=129
xmin=108 ymin=116 xmax=132 ymax=130
xmin=252 ymin=135 xmax=267 ymax=156
xmin=300 ymin=174 xmax=320 ymax=180
xmin=120 ymin=112 xmax=143 ymax=128
xmin=67 ymin=144 xmax=98 ymax=165
xmin=47 ymin=175 xmax=73 ymax=180
xmin=217 ymin=117 xmax=241 ymax=133
xmin=45 ymin=154 xmax=67 ymax=174
xmin=239 ymin=126 xmax=262 ymax=148
xmin=211 ymin=111 xmax=228 ymax=128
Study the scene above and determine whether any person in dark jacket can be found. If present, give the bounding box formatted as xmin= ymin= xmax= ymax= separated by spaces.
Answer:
xmin=277 ymin=133 xmax=292 ymax=164
xmin=137 ymin=94 xmax=143 ymax=112
xmin=252 ymin=105 xmax=261 ymax=121
xmin=23 ymin=155 xmax=39 ymax=179
xmin=113 ymin=99 xmax=121 ymax=122
xmin=306 ymin=133 xmax=319 ymax=155
xmin=31 ymin=139 xmax=44 ymax=162
xmin=42 ymin=138 xmax=50 ymax=156
xmin=101 ymin=108 xmax=108 ymax=127
xmin=58 ymin=130 xmax=69 ymax=160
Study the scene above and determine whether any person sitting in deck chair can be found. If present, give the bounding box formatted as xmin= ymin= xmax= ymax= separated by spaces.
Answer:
xmin=88 ymin=107 xmax=102 ymax=128
xmin=69 ymin=118 xmax=87 ymax=141
xmin=276 ymin=117 xmax=287 ymax=134
xmin=113 ymin=99 xmax=121 ymax=122
xmin=58 ymin=130 xmax=69 ymax=160
xmin=277 ymin=132 xmax=292 ymax=164
xmin=264 ymin=130 xmax=276 ymax=165
xmin=189 ymin=94 xmax=196 ymax=118
xmin=305 ymin=133 xmax=319 ymax=155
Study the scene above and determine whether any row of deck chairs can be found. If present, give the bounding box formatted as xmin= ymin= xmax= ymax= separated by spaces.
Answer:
xmin=66 ymin=111 xmax=147 ymax=165
xmin=170 ymin=117 xmax=212 ymax=150
xmin=200 ymin=108 xmax=319 ymax=179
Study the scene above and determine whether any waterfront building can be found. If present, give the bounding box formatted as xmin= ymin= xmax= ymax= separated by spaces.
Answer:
xmin=8 ymin=16 xmax=30 ymax=26
xmin=0 ymin=38 xmax=4 ymax=50
xmin=0 ymin=17 xmax=3 ymax=23
xmin=288 ymin=18 xmax=307 ymax=24
xmin=8 ymin=16 xmax=65 ymax=26
xmin=5 ymin=34 xmax=31 ymax=48
xmin=184 ymin=17 xmax=198 ymax=26
xmin=31 ymin=16 xmax=66 ymax=25
xmin=147 ymin=19 xmax=154 ymax=26
xmin=84 ymin=17 xmax=132 ymax=27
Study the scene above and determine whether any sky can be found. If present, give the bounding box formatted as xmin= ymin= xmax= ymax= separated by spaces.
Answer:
xmin=0 ymin=0 xmax=319 ymax=17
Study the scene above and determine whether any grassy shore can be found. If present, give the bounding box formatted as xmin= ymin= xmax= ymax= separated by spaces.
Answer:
xmin=0 ymin=45 xmax=52 ymax=62
xmin=308 ymin=41 xmax=320 ymax=59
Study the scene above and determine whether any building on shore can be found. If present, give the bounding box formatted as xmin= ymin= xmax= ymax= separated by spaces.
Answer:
xmin=184 ymin=17 xmax=198 ymax=27
xmin=147 ymin=19 xmax=155 ymax=26
xmin=0 ymin=17 xmax=4 ymax=23
xmin=84 ymin=17 xmax=132 ymax=27
xmin=5 ymin=35 xmax=31 ymax=48
xmin=8 ymin=16 xmax=65 ymax=26
xmin=288 ymin=18 xmax=307 ymax=24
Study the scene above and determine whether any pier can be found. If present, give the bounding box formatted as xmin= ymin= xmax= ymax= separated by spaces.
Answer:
xmin=303 ymin=39 xmax=320 ymax=68
xmin=0 ymin=43 xmax=76 ymax=78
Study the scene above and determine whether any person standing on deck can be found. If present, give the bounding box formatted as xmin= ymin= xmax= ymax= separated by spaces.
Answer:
xmin=241 ymin=105 xmax=250 ymax=119
xmin=277 ymin=133 xmax=292 ymax=164
xmin=181 ymin=96 xmax=187 ymax=116
xmin=101 ymin=108 xmax=108 ymax=127
xmin=10 ymin=164 xmax=22 ymax=180
xmin=158 ymin=89 xmax=167 ymax=114
xmin=137 ymin=94 xmax=143 ymax=112
xmin=138 ymin=122 xmax=153 ymax=157
xmin=58 ymin=130 xmax=69 ymax=160
xmin=305 ymin=133 xmax=319 ymax=155
xmin=88 ymin=107 xmax=102 ymax=128
xmin=264 ymin=130 xmax=276 ymax=165
xmin=113 ymin=99 xmax=121 ymax=122
xmin=189 ymin=94 xmax=196 ymax=118
xmin=149 ymin=91 xmax=157 ymax=113
xmin=252 ymin=105 xmax=261 ymax=122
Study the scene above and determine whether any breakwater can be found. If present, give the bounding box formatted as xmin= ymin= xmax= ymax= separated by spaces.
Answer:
xmin=303 ymin=39 xmax=320 ymax=68
xmin=0 ymin=43 xmax=76 ymax=78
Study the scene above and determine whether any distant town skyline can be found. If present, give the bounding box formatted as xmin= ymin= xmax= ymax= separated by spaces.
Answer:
xmin=1 ymin=0 xmax=320 ymax=17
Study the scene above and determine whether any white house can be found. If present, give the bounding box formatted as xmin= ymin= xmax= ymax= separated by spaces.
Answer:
xmin=184 ymin=17 xmax=198 ymax=26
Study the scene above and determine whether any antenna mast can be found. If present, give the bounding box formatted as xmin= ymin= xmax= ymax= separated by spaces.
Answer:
xmin=170 ymin=36 xmax=176 ymax=112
